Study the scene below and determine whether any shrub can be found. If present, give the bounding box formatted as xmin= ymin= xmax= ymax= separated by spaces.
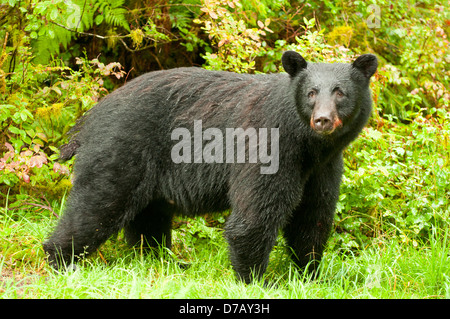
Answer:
xmin=1 ymin=37 xmax=125 ymax=202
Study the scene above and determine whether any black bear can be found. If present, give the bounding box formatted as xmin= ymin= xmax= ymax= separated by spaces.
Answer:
xmin=43 ymin=51 xmax=377 ymax=283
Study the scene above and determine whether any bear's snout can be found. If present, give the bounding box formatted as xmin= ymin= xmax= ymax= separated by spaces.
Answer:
xmin=310 ymin=110 xmax=342 ymax=134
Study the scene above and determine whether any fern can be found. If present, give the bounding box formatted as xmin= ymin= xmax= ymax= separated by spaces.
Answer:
xmin=94 ymin=0 xmax=130 ymax=31
xmin=27 ymin=0 xmax=131 ymax=64
xmin=58 ymin=0 xmax=95 ymax=32
xmin=64 ymin=0 xmax=130 ymax=31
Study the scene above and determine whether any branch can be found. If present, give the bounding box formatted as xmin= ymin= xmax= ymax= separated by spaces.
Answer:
xmin=130 ymin=3 xmax=202 ymax=11
xmin=117 ymin=38 xmax=163 ymax=54
xmin=51 ymin=21 xmax=121 ymax=40
xmin=50 ymin=21 xmax=175 ymax=53
xmin=76 ymin=0 xmax=87 ymax=32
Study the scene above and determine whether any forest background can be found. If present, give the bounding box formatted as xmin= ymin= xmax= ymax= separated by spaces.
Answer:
xmin=0 ymin=0 xmax=449 ymax=298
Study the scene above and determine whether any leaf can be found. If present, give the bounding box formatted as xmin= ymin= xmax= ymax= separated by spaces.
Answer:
xmin=49 ymin=146 xmax=59 ymax=153
xmin=218 ymin=39 xmax=227 ymax=47
xmin=209 ymin=11 xmax=218 ymax=20
xmin=20 ymin=112 xmax=28 ymax=121
xmin=22 ymin=173 xmax=30 ymax=183
xmin=95 ymin=15 xmax=104 ymax=25
xmin=9 ymin=126 xmax=26 ymax=139
xmin=34 ymin=1 xmax=49 ymax=15
xmin=32 ymin=139 xmax=45 ymax=147
xmin=36 ymin=132 xmax=48 ymax=142
xmin=52 ymin=86 xmax=62 ymax=95
xmin=19 ymin=108 xmax=33 ymax=122
xmin=29 ymin=155 xmax=47 ymax=168
xmin=53 ymin=162 xmax=70 ymax=175
xmin=5 ymin=142 xmax=14 ymax=153
xmin=49 ymin=7 xmax=59 ymax=21
xmin=26 ymin=128 xmax=36 ymax=138
xmin=264 ymin=26 xmax=273 ymax=33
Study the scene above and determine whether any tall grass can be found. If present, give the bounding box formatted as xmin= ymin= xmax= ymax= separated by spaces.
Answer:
xmin=1 ymin=203 xmax=449 ymax=299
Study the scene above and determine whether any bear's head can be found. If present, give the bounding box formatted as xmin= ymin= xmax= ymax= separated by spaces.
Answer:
xmin=282 ymin=51 xmax=378 ymax=136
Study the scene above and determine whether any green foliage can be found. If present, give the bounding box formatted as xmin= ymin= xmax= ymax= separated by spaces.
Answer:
xmin=326 ymin=0 xmax=450 ymax=118
xmin=194 ymin=0 xmax=273 ymax=73
xmin=334 ymin=112 xmax=450 ymax=249
xmin=0 ymin=36 xmax=125 ymax=200
xmin=3 ymin=0 xmax=132 ymax=65
xmin=94 ymin=0 xmax=130 ymax=30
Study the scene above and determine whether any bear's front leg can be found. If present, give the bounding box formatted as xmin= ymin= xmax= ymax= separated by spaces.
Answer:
xmin=224 ymin=164 xmax=301 ymax=283
xmin=224 ymin=209 xmax=280 ymax=284
xmin=283 ymin=155 xmax=343 ymax=276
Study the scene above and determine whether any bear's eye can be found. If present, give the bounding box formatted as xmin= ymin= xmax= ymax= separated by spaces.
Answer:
xmin=334 ymin=87 xmax=345 ymax=98
xmin=307 ymin=90 xmax=316 ymax=98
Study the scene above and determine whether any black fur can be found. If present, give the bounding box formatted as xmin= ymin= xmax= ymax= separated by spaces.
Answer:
xmin=44 ymin=51 xmax=377 ymax=283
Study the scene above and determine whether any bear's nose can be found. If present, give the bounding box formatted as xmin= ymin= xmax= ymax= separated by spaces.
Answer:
xmin=314 ymin=116 xmax=332 ymax=130
xmin=311 ymin=114 xmax=334 ymax=133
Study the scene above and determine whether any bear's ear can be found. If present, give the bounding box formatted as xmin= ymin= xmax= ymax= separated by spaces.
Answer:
xmin=282 ymin=51 xmax=307 ymax=77
xmin=352 ymin=54 xmax=378 ymax=79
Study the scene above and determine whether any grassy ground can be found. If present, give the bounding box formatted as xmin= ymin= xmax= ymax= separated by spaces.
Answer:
xmin=1 ymin=201 xmax=449 ymax=299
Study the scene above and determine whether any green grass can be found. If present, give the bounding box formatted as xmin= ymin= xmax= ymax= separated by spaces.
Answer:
xmin=1 ymin=203 xmax=449 ymax=299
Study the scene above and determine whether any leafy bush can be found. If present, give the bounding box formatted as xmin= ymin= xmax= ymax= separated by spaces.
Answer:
xmin=194 ymin=0 xmax=273 ymax=73
xmin=334 ymin=112 xmax=450 ymax=249
xmin=0 ymin=35 xmax=125 ymax=200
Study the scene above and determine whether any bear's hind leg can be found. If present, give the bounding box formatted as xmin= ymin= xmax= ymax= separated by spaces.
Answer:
xmin=43 ymin=168 xmax=147 ymax=269
xmin=124 ymin=199 xmax=175 ymax=251
xmin=43 ymin=199 xmax=126 ymax=269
